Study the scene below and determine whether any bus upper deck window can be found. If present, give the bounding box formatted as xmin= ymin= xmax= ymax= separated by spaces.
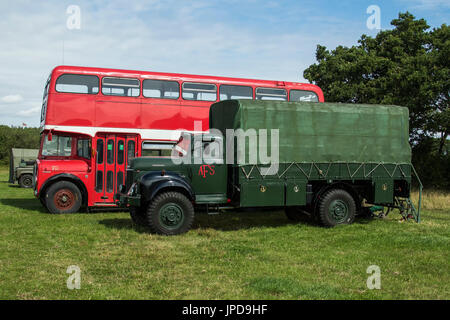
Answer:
xmin=255 ymin=87 xmax=287 ymax=101
xmin=102 ymin=77 xmax=140 ymax=97
xmin=55 ymin=74 xmax=99 ymax=94
xmin=182 ymin=82 xmax=217 ymax=101
xmin=219 ymin=85 xmax=253 ymax=101
xmin=289 ymin=90 xmax=319 ymax=102
xmin=143 ymin=79 xmax=179 ymax=99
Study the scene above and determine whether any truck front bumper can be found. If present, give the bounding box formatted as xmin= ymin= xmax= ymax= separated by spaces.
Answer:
xmin=115 ymin=193 xmax=141 ymax=207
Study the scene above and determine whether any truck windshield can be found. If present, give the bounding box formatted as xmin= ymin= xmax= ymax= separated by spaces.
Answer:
xmin=172 ymin=134 xmax=191 ymax=158
xmin=42 ymin=134 xmax=72 ymax=157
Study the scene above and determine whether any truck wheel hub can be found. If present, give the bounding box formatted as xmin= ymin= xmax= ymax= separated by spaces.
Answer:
xmin=160 ymin=203 xmax=183 ymax=228
xmin=329 ymin=200 xmax=348 ymax=222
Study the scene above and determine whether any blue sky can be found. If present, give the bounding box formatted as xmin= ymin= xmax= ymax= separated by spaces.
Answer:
xmin=0 ymin=0 xmax=448 ymax=127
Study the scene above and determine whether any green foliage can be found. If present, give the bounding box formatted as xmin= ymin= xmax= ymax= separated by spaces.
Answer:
xmin=412 ymin=137 xmax=450 ymax=189
xmin=0 ymin=126 xmax=40 ymax=165
xmin=304 ymin=12 xmax=449 ymax=189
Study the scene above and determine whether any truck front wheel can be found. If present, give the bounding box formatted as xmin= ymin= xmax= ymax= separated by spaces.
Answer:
xmin=146 ymin=192 xmax=194 ymax=235
xmin=45 ymin=181 xmax=82 ymax=214
xmin=318 ymin=189 xmax=356 ymax=227
xmin=18 ymin=174 xmax=33 ymax=188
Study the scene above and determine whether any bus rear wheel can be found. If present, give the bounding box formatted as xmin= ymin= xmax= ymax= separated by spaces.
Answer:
xmin=45 ymin=181 xmax=82 ymax=214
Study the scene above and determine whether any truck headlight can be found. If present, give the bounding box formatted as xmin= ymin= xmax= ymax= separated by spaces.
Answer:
xmin=127 ymin=182 xmax=138 ymax=196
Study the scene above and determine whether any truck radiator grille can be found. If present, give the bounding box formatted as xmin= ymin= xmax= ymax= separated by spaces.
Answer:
xmin=125 ymin=169 xmax=133 ymax=192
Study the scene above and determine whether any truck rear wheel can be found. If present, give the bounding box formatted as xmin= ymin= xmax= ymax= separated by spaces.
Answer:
xmin=146 ymin=191 xmax=194 ymax=235
xmin=45 ymin=181 xmax=82 ymax=214
xmin=18 ymin=174 xmax=33 ymax=188
xmin=318 ymin=189 xmax=356 ymax=227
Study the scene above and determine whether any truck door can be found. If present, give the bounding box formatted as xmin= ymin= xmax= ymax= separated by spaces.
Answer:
xmin=190 ymin=137 xmax=227 ymax=197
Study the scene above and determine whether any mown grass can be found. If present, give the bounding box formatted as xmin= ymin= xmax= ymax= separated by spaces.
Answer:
xmin=0 ymin=166 xmax=448 ymax=300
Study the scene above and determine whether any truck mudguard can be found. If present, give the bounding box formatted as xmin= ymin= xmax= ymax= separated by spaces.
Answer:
xmin=138 ymin=171 xmax=195 ymax=203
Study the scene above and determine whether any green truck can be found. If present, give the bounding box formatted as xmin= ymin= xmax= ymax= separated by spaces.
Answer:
xmin=118 ymin=100 xmax=421 ymax=235
xmin=9 ymin=148 xmax=39 ymax=188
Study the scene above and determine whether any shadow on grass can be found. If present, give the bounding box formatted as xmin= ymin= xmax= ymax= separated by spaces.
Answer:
xmin=99 ymin=209 xmax=319 ymax=233
xmin=0 ymin=198 xmax=47 ymax=213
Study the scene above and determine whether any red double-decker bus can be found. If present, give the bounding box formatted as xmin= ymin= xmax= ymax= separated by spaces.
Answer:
xmin=35 ymin=65 xmax=324 ymax=213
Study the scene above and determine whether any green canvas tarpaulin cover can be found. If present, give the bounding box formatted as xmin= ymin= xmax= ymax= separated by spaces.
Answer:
xmin=209 ymin=100 xmax=411 ymax=164
xmin=9 ymin=148 xmax=39 ymax=183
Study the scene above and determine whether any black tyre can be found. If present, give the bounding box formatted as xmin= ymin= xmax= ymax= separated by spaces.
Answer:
xmin=146 ymin=192 xmax=194 ymax=235
xmin=318 ymin=189 xmax=356 ymax=227
xmin=18 ymin=174 xmax=33 ymax=188
xmin=130 ymin=206 xmax=149 ymax=226
xmin=45 ymin=181 xmax=82 ymax=214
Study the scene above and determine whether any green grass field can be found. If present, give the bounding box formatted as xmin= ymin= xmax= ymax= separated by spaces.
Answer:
xmin=0 ymin=166 xmax=448 ymax=300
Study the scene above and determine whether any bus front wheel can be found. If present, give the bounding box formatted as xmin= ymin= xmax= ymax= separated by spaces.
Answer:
xmin=45 ymin=181 xmax=82 ymax=214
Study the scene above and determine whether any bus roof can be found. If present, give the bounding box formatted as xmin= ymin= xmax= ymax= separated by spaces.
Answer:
xmin=50 ymin=65 xmax=322 ymax=93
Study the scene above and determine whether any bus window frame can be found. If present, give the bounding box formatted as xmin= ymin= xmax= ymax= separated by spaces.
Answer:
xmin=40 ymin=133 xmax=75 ymax=159
xmin=142 ymin=79 xmax=180 ymax=100
xmin=255 ymin=87 xmax=287 ymax=100
xmin=181 ymin=82 xmax=218 ymax=102
xmin=219 ymin=84 xmax=253 ymax=101
xmin=101 ymin=76 xmax=141 ymax=97
xmin=288 ymin=89 xmax=319 ymax=102
xmin=55 ymin=74 xmax=100 ymax=95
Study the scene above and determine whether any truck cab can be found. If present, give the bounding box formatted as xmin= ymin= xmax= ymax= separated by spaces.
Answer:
xmin=118 ymin=132 xmax=229 ymax=235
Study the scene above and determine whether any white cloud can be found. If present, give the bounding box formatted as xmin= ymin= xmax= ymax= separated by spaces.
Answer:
xmin=18 ymin=106 xmax=41 ymax=116
xmin=1 ymin=94 xmax=23 ymax=103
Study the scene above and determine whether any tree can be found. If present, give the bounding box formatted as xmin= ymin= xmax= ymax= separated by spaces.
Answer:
xmin=0 ymin=126 xmax=41 ymax=165
xmin=304 ymin=12 xmax=449 ymax=189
